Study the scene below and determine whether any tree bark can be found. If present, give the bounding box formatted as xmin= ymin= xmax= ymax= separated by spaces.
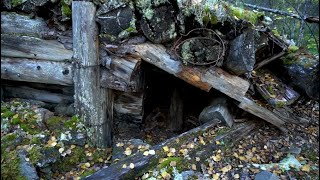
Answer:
xmin=72 ymin=1 xmax=113 ymax=148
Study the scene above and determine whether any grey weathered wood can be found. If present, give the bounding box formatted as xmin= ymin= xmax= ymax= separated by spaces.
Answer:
xmin=237 ymin=96 xmax=288 ymax=132
xmin=85 ymin=121 xmax=257 ymax=180
xmin=1 ymin=12 xmax=54 ymax=38
xmin=73 ymin=1 xmax=113 ymax=148
xmin=114 ymin=91 xmax=143 ymax=123
xmin=1 ymin=57 xmax=73 ymax=86
xmin=254 ymin=51 xmax=286 ymax=70
xmin=1 ymin=34 xmax=72 ymax=61
xmin=169 ymin=86 xmax=184 ymax=132
xmin=133 ymin=43 xmax=250 ymax=98
xmin=3 ymin=86 xmax=73 ymax=104
xmin=100 ymin=54 xmax=142 ymax=92
xmin=133 ymin=43 xmax=287 ymax=131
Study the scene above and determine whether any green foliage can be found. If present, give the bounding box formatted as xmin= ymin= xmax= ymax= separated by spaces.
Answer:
xmin=1 ymin=150 xmax=26 ymax=180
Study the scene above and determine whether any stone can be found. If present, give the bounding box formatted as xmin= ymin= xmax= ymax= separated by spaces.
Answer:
xmin=61 ymin=131 xmax=86 ymax=146
xmin=54 ymin=103 xmax=74 ymax=116
xmin=18 ymin=150 xmax=39 ymax=180
xmin=36 ymin=147 xmax=60 ymax=168
xmin=225 ymin=28 xmax=255 ymax=75
xmin=96 ymin=0 xmax=136 ymax=43
xmin=281 ymin=49 xmax=319 ymax=100
xmin=199 ymin=97 xmax=233 ymax=127
xmin=254 ymin=170 xmax=280 ymax=180
xmin=180 ymin=170 xmax=209 ymax=180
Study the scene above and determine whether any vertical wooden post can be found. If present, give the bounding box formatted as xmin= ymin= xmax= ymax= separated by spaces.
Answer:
xmin=72 ymin=1 xmax=113 ymax=148
xmin=169 ymin=86 xmax=184 ymax=132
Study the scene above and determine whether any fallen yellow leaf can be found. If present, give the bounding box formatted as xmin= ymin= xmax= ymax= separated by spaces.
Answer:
xmin=191 ymin=164 xmax=197 ymax=170
xmin=13 ymin=114 xmax=19 ymax=119
xmin=301 ymin=164 xmax=310 ymax=172
xmin=122 ymin=164 xmax=127 ymax=168
xmin=149 ymin=149 xmax=155 ymax=155
xmin=220 ymin=165 xmax=232 ymax=174
xmin=195 ymin=157 xmax=200 ymax=161
xmin=212 ymin=154 xmax=221 ymax=162
xmin=143 ymin=151 xmax=149 ymax=156
xmin=163 ymin=146 xmax=169 ymax=152
xmin=213 ymin=173 xmax=220 ymax=180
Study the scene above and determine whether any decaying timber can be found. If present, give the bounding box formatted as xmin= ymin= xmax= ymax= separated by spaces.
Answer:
xmin=3 ymin=86 xmax=73 ymax=104
xmin=72 ymin=1 xmax=113 ymax=148
xmin=132 ymin=43 xmax=287 ymax=131
xmin=114 ymin=91 xmax=144 ymax=123
xmin=252 ymin=69 xmax=300 ymax=108
xmin=169 ymin=86 xmax=184 ymax=132
xmin=1 ymin=12 xmax=55 ymax=39
xmin=1 ymin=57 xmax=73 ymax=86
xmin=85 ymin=121 xmax=257 ymax=180
xmin=1 ymin=34 xmax=72 ymax=61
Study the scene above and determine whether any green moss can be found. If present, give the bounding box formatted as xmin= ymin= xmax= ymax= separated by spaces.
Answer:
xmin=288 ymin=45 xmax=299 ymax=53
xmin=266 ymin=86 xmax=275 ymax=95
xmin=1 ymin=109 xmax=14 ymax=118
xmin=80 ymin=169 xmax=96 ymax=178
xmin=1 ymin=150 xmax=26 ymax=180
xmin=100 ymin=34 xmax=117 ymax=42
xmin=215 ymin=127 xmax=229 ymax=136
xmin=28 ymin=146 xmax=43 ymax=165
xmin=11 ymin=0 xmax=26 ymax=7
xmin=64 ymin=116 xmax=78 ymax=130
xmin=52 ymin=146 xmax=86 ymax=172
xmin=61 ymin=0 xmax=72 ymax=18
xmin=275 ymin=101 xmax=286 ymax=108
xmin=1 ymin=133 xmax=18 ymax=154
xmin=30 ymin=137 xmax=42 ymax=145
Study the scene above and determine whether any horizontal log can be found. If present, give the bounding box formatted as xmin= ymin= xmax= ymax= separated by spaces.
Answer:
xmin=133 ymin=43 xmax=250 ymax=99
xmin=85 ymin=121 xmax=257 ymax=179
xmin=1 ymin=12 xmax=54 ymax=38
xmin=100 ymin=49 xmax=143 ymax=92
xmin=114 ymin=91 xmax=144 ymax=123
xmin=1 ymin=34 xmax=73 ymax=61
xmin=3 ymin=86 xmax=73 ymax=104
xmin=1 ymin=57 xmax=73 ymax=86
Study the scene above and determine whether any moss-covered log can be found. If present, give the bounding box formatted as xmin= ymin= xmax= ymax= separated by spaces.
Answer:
xmin=85 ymin=121 xmax=257 ymax=180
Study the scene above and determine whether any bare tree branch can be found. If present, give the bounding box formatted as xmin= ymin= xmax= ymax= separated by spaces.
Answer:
xmin=244 ymin=3 xmax=319 ymax=24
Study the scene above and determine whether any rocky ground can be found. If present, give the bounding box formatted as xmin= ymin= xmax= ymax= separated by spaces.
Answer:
xmin=1 ymin=97 xmax=319 ymax=179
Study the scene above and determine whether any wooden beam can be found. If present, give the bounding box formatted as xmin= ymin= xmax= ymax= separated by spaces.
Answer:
xmin=169 ymin=86 xmax=184 ymax=132
xmin=133 ymin=43 xmax=250 ymax=98
xmin=1 ymin=57 xmax=73 ymax=86
xmin=1 ymin=34 xmax=72 ymax=61
xmin=72 ymin=1 xmax=113 ymax=148
xmin=3 ymin=86 xmax=73 ymax=104
xmin=1 ymin=12 xmax=54 ymax=38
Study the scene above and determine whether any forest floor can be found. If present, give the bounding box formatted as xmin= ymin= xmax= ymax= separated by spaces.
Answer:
xmin=1 ymin=97 xmax=319 ymax=179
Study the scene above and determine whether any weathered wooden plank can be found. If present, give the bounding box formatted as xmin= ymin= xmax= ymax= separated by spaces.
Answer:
xmin=73 ymin=1 xmax=113 ymax=148
xmin=237 ymin=96 xmax=288 ymax=132
xmin=1 ymin=12 xmax=54 ymax=38
xmin=3 ymin=86 xmax=73 ymax=104
xmin=1 ymin=57 xmax=73 ymax=86
xmin=100 ymin=57 xmax=142 ymax=92
xmin=114 ymin=91 xmax=144 ymax=123
xmin=85 ymin=121 xmax=257 ymax=180
xmin=1 ymin=34 xmax=72 ymax=61
xmin=133 ymin=43 xmax=250 ymax=97
xmin=169 ymin=86 xmax=184 ymax=132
